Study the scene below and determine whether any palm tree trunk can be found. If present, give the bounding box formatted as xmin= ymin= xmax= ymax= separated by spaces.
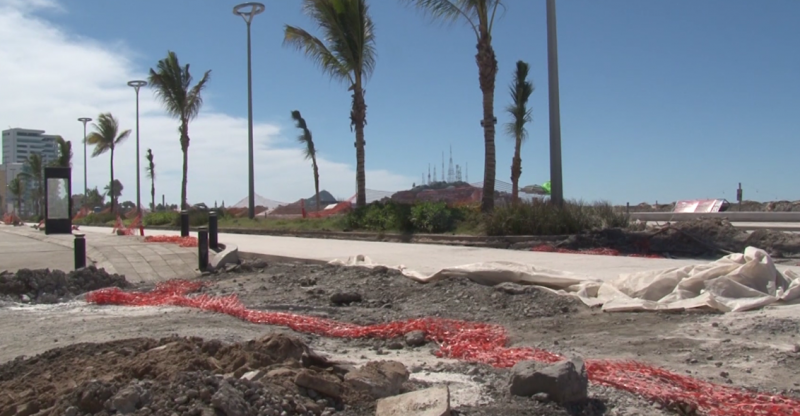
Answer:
xmin=180 ymin=121 xmax=190 ymax=210
xmin=312 ymin=159 xmax=321 ymax=212
xmin=351 ymin=86 xmax=367 ymax=207
xmin=477 ymin=32 xmax=498 ymax=213
xmin=110 ymin=147 xmax=115 ymax=215
xmin=511 ymin=136 xmax=522 ymax=203
xmin=151 ymin=179 xmax=155 ymax=212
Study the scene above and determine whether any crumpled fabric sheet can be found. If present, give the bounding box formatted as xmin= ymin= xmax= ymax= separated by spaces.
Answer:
xmin=329 ymin=247 xmax=800 ymax=313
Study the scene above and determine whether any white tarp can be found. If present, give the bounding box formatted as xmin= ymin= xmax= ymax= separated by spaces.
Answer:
xmin=329 ymin=247 xmax=800 ymax=313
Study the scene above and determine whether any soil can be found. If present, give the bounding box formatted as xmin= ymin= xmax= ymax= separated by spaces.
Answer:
xmin=0 ymin=266 xmax=130 ymax=304
xmin=1 ymin=261 xmax=799 ymax=415
xmin=520 ymin=219 xmax=800 ymax=258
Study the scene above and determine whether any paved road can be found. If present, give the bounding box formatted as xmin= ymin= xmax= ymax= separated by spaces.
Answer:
xmin=0 ymin=229 xmax=74 ymax=272
xmin=0 ymin=226 xmax=199 ymax=282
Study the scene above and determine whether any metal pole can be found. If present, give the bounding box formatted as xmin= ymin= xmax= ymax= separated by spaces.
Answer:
xmin=546 ymin=0 xmax=564 ymax=206
xmin=209 ymin=210 xmax=218 ymax=250
xmin=197 ymin=227 xmax=209 ymax=272
xmin=128 ymin=80 xmax=147 ymax=217
xmin=180 ymin=209 xmax=189 ymax=237
xmin=74 ymin=233 xmax=86 ymax=270
xmin=78 ymin=118 xmax=92 ymax=204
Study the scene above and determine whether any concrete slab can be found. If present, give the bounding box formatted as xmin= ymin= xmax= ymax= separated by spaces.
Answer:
xmin=0 ymin=228 xmax=74 ymax=272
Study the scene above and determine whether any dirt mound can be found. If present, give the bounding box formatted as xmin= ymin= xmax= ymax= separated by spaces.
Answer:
xmin=0 ymin=266 xmax=130 ymax=303
xmin=551 ymin=219 xmax=800 ymax=258
xmin=0 ymin=333 xmax=385 ymax=415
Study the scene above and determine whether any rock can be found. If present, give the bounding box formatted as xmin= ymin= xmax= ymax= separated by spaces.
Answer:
xmin=211 ymin=381 xmax=249 ymax=416
xmin=240 ymin=370 xmax=265 ymax=382
xmin=266 ymin=368 xmax=297 ymax=379
xmin=330 ymin=291 xmax=362 ymax=305
xmin=20 ymin=294 xmax=31 ymax=303
xmin=344 ymin=361 xmax=409 ymax=399
xmin=112 ymin=383 xmax=148 ymax=414
xmin=376 ymin=386 xmax=450 ymax=416
xmin=249 ymin=259 xmax=268 ymax=269
xmin=387 ymin=341 xmax=404 ymax=350
xmin=404 ymin=331 xmax=427 ymax=347
xmin=509 ymin=358 xmax=588 ymax=403
xmin=294 ymin=370 xmax=343 ymax=399
xmin=494 ymin=282 xmax=532 ymax=295
xmin=14 ymin=401 xmax=40 ymax=416
xmin=63 ymin=407 xmax=79 ymax=416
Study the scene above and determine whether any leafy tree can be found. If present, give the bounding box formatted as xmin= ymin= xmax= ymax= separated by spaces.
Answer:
xmin=20 ymin=153 xmax=44 ymax=217
xmin=148 ymin=51 xmax=211 ymax=210
xmin=85 ymin=187 xmax=105 ymax=209
xmin=8 ymin=176 xmax=24 ymax=215
xmin=505 ymin=60 xmax=534 ymax=202
xmin=51 ymin=136 xmax=72 ymax=168
xmin=291 ymin=110 xmax=322 ymax=211
xmin=86 ymin=113 xmax=131 ymax=215
xmin=402 ymin=0 xmax=503 ymax=213
xmin=145 ymin=148 xmax=155 ymax=212
xmin=104 ymin=179 xmax=124 ymax=202
xmin=284 ymin=0 xmax=376 ymax=207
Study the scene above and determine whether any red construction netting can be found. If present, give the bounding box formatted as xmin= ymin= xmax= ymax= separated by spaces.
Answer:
xmin=531 ymin=244 xmax=663 ymax=259
xmin=144 ymin=235 xmax=198 ymax=247
xmin=113 ymin=215 xmax=142 ymax=236
xmin=85 ymin=280 xmax=800 ymax=416
xmin=2 ymin=213 xmax=21 ymax=225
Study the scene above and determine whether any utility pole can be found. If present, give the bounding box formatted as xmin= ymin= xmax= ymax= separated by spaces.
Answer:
xmin=546 ymin=0 xmax=564 ymax=206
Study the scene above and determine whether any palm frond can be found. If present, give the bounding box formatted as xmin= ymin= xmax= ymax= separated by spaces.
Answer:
xmin=145 ymin=149 xmax=155 ymax=180
xmin=86 ymin=113 xmax=126 ymax=157
xmin=185 ymin=70 xmax=211 ymax=121
xmin=284 ymin=25 xmax=353 ymax=85
xmin=503 ymin=60 xmax=534 ymax=140
xmin=291 ymin=110 xmax=316 ymax=160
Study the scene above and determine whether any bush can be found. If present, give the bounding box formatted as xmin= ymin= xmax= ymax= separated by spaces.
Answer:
xmin=484 ymin=199 xmax=629 ymax=236
xmin=143 ymin=211 xmax=178 ymax=226
xmin=410 ymin=202 xmax=453 ymax=233
xmin=75 ymin=212 xmax=116 ymax=225
xmin=345 ymin=201 xmax=413 ymax=232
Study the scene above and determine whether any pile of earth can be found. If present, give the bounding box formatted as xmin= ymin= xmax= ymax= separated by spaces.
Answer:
xmin=0 ymin=333 xmax=429 ymax=416
xmin=528 ymin=218 xmax=800 ymax=258
xmin=617 ymin=199 xmax=800 ymax=212
xmin=0 ymin=266 xmax=130 ymax=304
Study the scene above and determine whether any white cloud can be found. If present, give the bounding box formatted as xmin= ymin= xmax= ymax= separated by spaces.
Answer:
xmin=0 ymin=0 xmax=412 ymax=207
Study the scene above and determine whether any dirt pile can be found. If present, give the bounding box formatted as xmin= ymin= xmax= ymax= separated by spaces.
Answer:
xmin=0 ymin=266 xmax=130 ymax=303
xmin=540 ymin=219 xmax=800 ymax=258
xmin=0 ymin=333 xmax=415 ymax=415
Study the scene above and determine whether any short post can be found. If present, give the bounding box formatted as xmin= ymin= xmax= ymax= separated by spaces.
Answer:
xmin=626 ymin=202 xmax=630 ymax=215
xmin=208 ymin=210 xmax=218 ymax=251
xmin=198 ymin=227 xmax=209 ymax=272
xmin=74 ymin=233 xmax=86 ymax=270
xmin=180 ymin=210 xmax=189 ymax=237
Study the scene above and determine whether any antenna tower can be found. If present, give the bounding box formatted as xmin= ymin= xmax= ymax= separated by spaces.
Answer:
xmin=447 ymin=145 xmax=455 ymax=183
xmin=441 ymin=152 xmax=445 ymax=184
xmin=466 ymin=162 xmax=469 ymax=183
xmin=433 ymin=166 xmax=437 ymax=183
xmin=427 ymin=164 xmax=431 ymax=184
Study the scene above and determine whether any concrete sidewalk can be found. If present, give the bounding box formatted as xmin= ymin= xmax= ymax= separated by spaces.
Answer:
xmin=72 ymin=226 xmax=766 ymax=282
xmin=0 ymin=226 xmax=199 ymax=282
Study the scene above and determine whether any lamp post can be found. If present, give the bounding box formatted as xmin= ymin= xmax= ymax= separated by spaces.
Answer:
xmin=127 ymin=80 xmax=147 ymax=216
xmin=546 ymin=0 xmax=564 ymax=206
xmin=234 ymin=2 xmax=265 ymax=220
xmin=77 ymin=117 xmax=92 ymax=203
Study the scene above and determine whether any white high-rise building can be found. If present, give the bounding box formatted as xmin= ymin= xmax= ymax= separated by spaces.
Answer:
xmin=2 ymin=128 xmax=60 ymax=165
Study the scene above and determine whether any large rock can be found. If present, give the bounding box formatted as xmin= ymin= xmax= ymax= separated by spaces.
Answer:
xmin=294 ymin=369 xmax=343 ymax=399
xmin=376 ymin=386 xmax=450 ymax=416
xmin=509 ymin=358 xmax=588 ymax=403
xmin=344 ymin=361 xmax=409 ymax=399
xmin=211 ymin=381 xmax=249 ymax=416
xmin=111 ymin=383 xmax=151 ymax=414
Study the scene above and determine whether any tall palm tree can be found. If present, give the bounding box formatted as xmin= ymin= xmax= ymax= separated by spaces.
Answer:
xmin=86 ymin=113 xmax=131 ymax=215
xmin=505 ymin=60 xmax=534 ymax=203
xmin=147 ymin=51 xmax=211 ymax=210
xmin=145 ymin=148 xmax=155 ymax=212
xmin=20 ymin=153 xmax=44 ymax=217
xmin=402 ymin=0 xmax=502 ymax=212
xmin=51 ymin=136 xmax=72 ymax=167
xmin=284 ymin=0 xmax=376 ymax=207
xmin=291 ymin=110 xmax=322 ymax=211
xmin=8 ymin=176 xmax=24 ymax=215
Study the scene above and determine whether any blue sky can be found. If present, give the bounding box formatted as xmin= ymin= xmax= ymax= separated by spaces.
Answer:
xmin=2 ymin=0 xmax=798 ymax=205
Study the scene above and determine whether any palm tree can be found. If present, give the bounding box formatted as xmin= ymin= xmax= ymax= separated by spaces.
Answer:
xmin=104 ymin=180 xmax=124 ymax=206
xmin=291 ymin=110 xmax=322 ymax=211
xmin=51 ymin=136 xmax=72 ymax=167
xmin=284 ymin=0 xmax=376 ymax=207
xmin=147 ymin=51 xmax=211 ymax=210
xmin=145 ymin=148 xmax=155 ymax=212
xmin=20 ymin=153 xmax=44 ymax=217
xmin=505 ymin=60 xmax=534 ymax=203
xmin=8 ymin=176 xmax=24 ymax=215
xmin=402 ymin=0 xmax=502 ymax=213
xmin=86 ymin=113 xmax=131 ymax=215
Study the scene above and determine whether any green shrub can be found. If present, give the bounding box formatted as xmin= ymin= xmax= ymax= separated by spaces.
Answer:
xmin=75 ymin=212 xmax=116 ymax=225
xmin=143 ymin=211 xmax=178 ymax=226
xmin=410 ymin=202 xmax=453 ymax=233
xmin=344 ymin=201 xmax=413 ymax=232
xmin=484 ymin=199 xmax=629 ymax=236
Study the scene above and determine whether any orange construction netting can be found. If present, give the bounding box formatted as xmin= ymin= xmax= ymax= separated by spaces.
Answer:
xmin=2 ymin=213 xmax=21 ymax=225
xmin=144 ymin=235 xmax=198 ymax=247
xmin=112 ymin=215 xmax=142 ymax=236
xmin=86 ymin=280 xmax=800 ymax=416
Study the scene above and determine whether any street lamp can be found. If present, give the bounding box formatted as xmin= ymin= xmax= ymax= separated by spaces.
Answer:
xmin=77 ymin=117 xmax=92 ymax=203
xmin=234 ymin=2 xmax=265 ymax=220
xmin=546 ymin=0 xmax=564 ymax=206
xmin=127 ymin=80 xmax=147 ymax=216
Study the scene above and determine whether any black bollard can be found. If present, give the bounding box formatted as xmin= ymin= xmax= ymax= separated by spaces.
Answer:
xmin=626 ymin=202 xmax=630 ymax=215
xmin=74 ymin=233 xmax=86 ymax=270
xmin=209 ymin=210 xmax=218 ymax=251
xmin=198 ymin=227 xmax=209 ymax=272
xmin=180 ymin=210 xmax=189 ymax=237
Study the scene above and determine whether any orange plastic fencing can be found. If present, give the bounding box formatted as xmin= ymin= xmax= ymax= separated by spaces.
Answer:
xmin=308 ymin=201 xmax=352 ymax=218
xmin=86 ymin=281 xmax=800 ymax=416
xmin=112 ymin=214 xmax=143 ymax=236
xmin=2 ymin=213 xmax=21 ymax=225
xmin=144 ymin=235 xmax=198 ymax=247
xmin=532 ymin=244 xmax=663 ymax=259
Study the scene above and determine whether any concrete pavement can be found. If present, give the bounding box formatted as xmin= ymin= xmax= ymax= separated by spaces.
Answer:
xmin=0 ymin=226 xmax=199 ymax=282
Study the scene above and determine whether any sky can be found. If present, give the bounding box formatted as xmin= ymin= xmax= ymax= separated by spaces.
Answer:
xmin=0 ymin=0 xmax=798 ymax=206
